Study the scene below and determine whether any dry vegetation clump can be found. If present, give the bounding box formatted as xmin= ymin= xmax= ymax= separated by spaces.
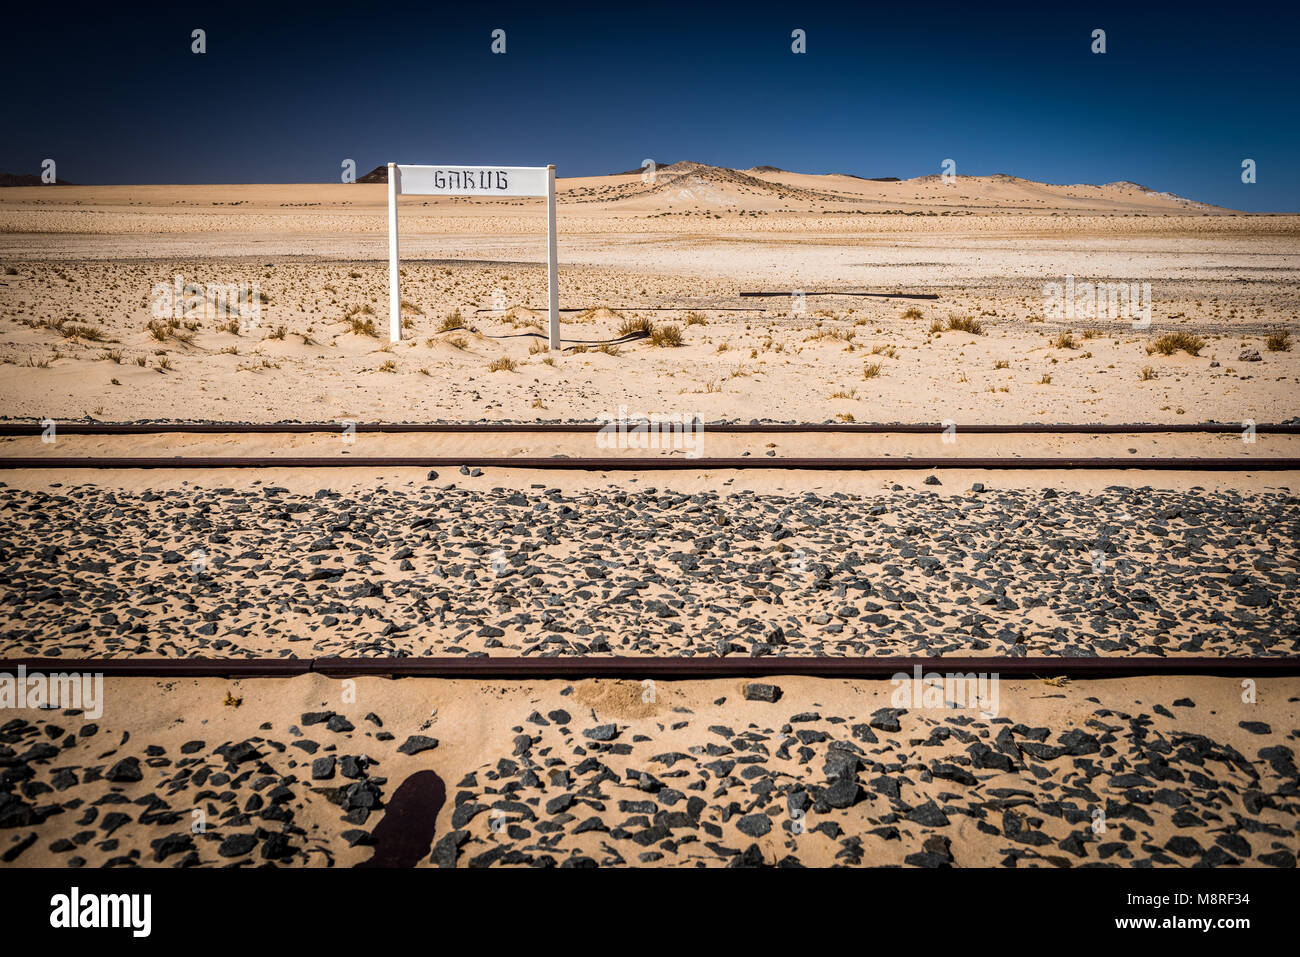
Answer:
xmin=1140 ymin=365 xmax=1157 ymax=380
xmin=1266 ymin=330 xmax=1292 ymax=352
xmin=902 ymin=307 xmax=924 ymax=320
xmin=684 ymin=312 xmax=708 ymax=326
xmin=145 ymin=318 xmax=194 ymax=344
xmin=347 ymin=316 xmax=378 ymax=337
xmin=1051 ymin=330 xmax=1077 ymax=349
xmin=488 ymin=356 xmax=517 ymax=372
xmin=618 ymin=316 xmax=655 ymax=337
xmin=58 ymin=322 xmax=111 ymax=342
xmin=345 ymin=304 xmax=378 ymax=337
xmin=1148 ymin=332 xmax=1205 ymax=356
xmin=649 ymin=324 xmax=683 ymax=347
xmin=862 ymin=362 xmax=882 ymax=379
xmin=947 ymin=316 xmax=984 ymax=335
xmin=439 ymin=310 xmax=467 ymax=333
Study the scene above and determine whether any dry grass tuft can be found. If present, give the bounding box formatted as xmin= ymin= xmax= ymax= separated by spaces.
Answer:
xmin=1148 ymin=332 xmax=1205 ymax=356
xmin=947 ymin=316 xmax=984 ymax=335
xmin=618 ymin=316 xmax=655 ymax=337
xmin=649 ymin=324 xmax=683 ymax=347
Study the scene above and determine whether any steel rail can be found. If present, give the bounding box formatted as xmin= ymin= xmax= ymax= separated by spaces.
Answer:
xmin=3 ymin=656 xmax=1297 ymax=679
xmin=1 ymin=422 xmax=1295 ymax=435
xmin=2 ymin=456 xmax=1297 ymax=471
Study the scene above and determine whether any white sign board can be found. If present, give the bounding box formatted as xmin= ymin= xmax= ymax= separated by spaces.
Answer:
xmin=396 ymin=165 xmax=550 ymax=198
xmin=387 ymin=163 xmax=559 ymax=348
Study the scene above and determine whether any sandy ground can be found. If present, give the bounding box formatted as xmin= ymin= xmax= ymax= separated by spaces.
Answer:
xmin=0 ymin=166 xmax=1296 ymax=426
xmin=1 ymin=166 xmax=1297 ymax=869
xmin=4 ymin=430 xmax=1299 ymax=460
xmin=1 ymin=674 xmax=1295 ymax=868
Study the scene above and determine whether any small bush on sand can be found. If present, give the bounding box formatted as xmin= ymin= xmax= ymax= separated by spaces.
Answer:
xmin=649 ymin=324 xmax=683 ymax=347
xmin=488 ymin=356 xmax=517 ymax=372
xmin=1266 ymin=330 xmax=1292 ymax=352
xmin=345 ymin=314 xmax=377 ymax=335
xmin=1052 ymin=330 xmax=1077 ymax=349
xmin=902 ymin=307 xmax=924 ymax=320
xmin=948 ymin=316 xmax=984 ymax=335
xmin=618 ymin=316 xmax=655 ymax=337
xmin=1148 ymin=332 xmax=1205 ymax=356
xmin=862 ymin=362 xmax=882 ymax=379
xmin=1140 ymin=365 xmax=1157 ymax=380
xmin=60 ymin=323 xmax=109 ymax=342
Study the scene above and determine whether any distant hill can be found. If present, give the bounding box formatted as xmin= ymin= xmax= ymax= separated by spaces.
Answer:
xmin=0 ymin=173 xmax=75 ymax=187
xmin=611 ymin=162 xmax=675 ymax=176
xmin=333 ymin=161 xmax=1224 ymax=213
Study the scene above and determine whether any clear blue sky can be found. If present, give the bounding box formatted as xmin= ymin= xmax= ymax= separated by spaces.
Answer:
xmin=3 ymin=0 xmax=1295 ymax=211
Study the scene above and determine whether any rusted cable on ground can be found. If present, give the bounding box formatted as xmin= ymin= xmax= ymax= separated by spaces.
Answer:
xmin=0 ymin=423 xmax=1293 ymax=435
xmin=3 ymin=656 xmax=1297 ymax=679
xmin=0 ymin=456 xmax=1296 ymax=471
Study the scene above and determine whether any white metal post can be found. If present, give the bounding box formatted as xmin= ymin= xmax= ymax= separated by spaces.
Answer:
xmin=546 ymin=165 xmax=560 ymax=350
xmin=387 ymin=162 xmax=401 ymax=343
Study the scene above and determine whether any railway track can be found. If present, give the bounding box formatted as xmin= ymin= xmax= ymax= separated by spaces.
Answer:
xmin=3 ymin=420 xmax=1293 ymax=680
xmin=2 ymin=421 xmax=1297 ymax=435
xmin=3 ymin=455 xmax=1298 ymax=470
xmin=2 ymin=420 xmax=1298 ymax=470
xmin=3 ymin=419 xmax=1295 ymax=874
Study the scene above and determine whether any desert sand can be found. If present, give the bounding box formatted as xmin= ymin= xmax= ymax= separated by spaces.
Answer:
xmin=2 ymin=674 xmax=1296 ymax=868
xmin=0 ymin=163 xmax=1296 ymax=426
xmin=0 ymin=164 xmax=1296 ymax=869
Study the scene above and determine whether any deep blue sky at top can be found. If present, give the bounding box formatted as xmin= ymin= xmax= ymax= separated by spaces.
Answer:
xmin=3 ymin=0 xmax=1296 ymax=211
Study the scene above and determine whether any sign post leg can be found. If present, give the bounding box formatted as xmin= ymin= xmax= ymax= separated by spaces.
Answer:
xmin=546 ymin=165 xmax=560 ymax=350
xmin=388 ymin=162 xmax=401 ymax=343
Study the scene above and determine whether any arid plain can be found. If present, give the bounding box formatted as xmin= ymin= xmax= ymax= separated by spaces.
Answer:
xmin=0 ymin=163 xmax=1296 ymax=869
xmin=0 ymin=162 xmax=1296 ymax=425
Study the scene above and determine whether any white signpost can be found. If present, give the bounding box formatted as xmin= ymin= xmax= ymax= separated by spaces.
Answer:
xmin=386 ymin=163 xmax=559 ymax=348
